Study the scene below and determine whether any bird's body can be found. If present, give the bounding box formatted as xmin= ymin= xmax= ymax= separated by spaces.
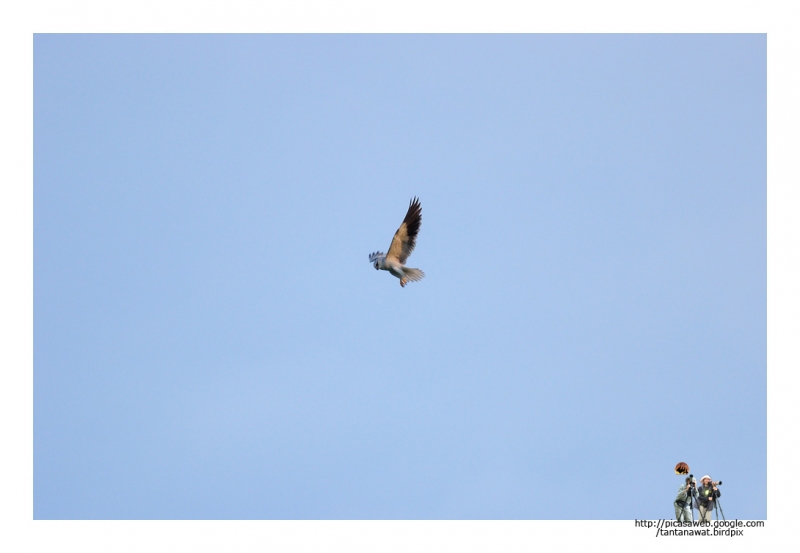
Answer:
xmin=369 ymin=197 xmax=425 ymax=287
xmin=379 ymin=256 xmax=425 ymax=285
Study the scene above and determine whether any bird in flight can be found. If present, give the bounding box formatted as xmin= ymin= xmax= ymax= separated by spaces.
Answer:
xmin=369 ymin=197 xmax=425 ymax=287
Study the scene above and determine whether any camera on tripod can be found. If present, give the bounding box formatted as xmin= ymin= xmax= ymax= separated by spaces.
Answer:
xmin=673 ymin=463 xmax=726 ymax=522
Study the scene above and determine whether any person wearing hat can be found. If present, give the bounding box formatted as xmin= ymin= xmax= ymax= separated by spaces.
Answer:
xmin=697 ymin=475 xmax=721 ymax=522
xmin=674 ymin=475 xmax=696 ymax=522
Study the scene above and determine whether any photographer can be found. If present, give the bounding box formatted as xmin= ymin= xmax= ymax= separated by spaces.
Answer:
xmin=697 ymin=475 xmax=721 ymax=522
xmin=674 ymin=476 xmax=696 ymax=522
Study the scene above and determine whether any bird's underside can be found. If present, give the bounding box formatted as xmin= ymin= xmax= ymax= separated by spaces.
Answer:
xmin=369 ymin=197 xmax=425 ymax=287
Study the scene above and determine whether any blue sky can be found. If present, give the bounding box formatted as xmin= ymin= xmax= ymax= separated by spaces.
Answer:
xmin=33 ymin=34 xmax=765 ymax=519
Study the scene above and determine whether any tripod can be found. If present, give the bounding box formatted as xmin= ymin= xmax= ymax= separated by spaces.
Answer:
xmin=714 ymin=498 xmax=726 ymax=521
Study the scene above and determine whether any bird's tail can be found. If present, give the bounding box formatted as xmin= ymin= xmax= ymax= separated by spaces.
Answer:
xmin=403 ymin=268 xmax=425 ymax=282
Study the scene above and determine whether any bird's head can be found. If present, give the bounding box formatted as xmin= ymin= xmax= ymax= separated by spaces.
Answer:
xmin=368 ymin=251 xmax=386 ymax=270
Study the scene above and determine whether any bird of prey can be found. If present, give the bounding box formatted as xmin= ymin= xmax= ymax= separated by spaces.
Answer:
xmin=369 ymin=197 xmax=425 ymax=287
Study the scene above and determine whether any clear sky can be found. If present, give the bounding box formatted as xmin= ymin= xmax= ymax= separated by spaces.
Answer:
xmin=33 ymin=34 xmax=765 ymax=520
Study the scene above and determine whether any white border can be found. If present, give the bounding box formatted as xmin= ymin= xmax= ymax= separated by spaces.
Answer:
xmin=2 ymin=1 xmax=796 ymax=551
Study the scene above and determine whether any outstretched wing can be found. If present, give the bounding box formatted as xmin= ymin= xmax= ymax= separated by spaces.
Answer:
xmin=386 ymin=197 xmax=422 ymax=265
